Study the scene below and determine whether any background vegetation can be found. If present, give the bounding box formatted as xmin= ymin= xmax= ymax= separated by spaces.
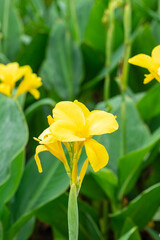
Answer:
xmin=0 ymin=0 xmax=160 ymax=239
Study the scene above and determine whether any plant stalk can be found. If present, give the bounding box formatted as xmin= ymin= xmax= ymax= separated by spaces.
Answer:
xmin=121 ymin=0 xmax=132 ymax=157
xmin=68 ymin=184 xmax=78 ymax=240
xmin=104 ymin=4 xmax=115 ymax=107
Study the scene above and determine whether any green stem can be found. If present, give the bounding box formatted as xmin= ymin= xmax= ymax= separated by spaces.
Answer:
xmin=67 ymin=0 xmax=79 ymax=43
xmin=104 ymin=4 xmax=115 ymax=107
xmin=158 ymin=0 xmax=160 ymax=41
xmin=121 ymin=0 xmax=132 ymax=91
xmin=68 ymin=184 xmax=79 ymax=240
xmin=3 ymin=0 xmax=10 ymax=54
xmin=120 ymin=0 xmax=131 ymax=156
xmin=121 ymin=91 xmax=126 ymax=156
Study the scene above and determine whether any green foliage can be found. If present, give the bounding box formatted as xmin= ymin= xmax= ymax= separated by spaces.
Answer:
xmin=0 ymin=94 xmax=28 ymax=188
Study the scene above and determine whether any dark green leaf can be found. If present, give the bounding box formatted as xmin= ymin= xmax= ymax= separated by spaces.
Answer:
xmin=111 ymin=183 xmax=160 ymax=232
xmin=40 ymin=20 xmax=83 ymax=100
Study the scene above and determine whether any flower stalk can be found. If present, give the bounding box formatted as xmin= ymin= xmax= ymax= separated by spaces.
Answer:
xmin=121 ymin=0 xmax=131 ymax=157
xmin=121 ymin=0 xmax=132 ymax=91
xmin=103 ymin=3 xmax=115 ymax=107
xmin=68 ymin=183 xmax=79 ymax=240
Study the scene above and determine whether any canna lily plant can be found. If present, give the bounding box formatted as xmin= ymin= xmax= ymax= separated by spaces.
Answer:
xmin=34 ymin=100 xmax=119 ymax=240
xmin=0 ymin=62 xmax=42 ymax=98
xmin=128 ymin=45 xmax=160 ymax=84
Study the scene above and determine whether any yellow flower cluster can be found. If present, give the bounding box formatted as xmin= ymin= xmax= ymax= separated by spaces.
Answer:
xmin=34 ymin=100 xmax=119 ymax=186
xmin=129 ymin=45 xmax=160 ymax=84
xmin=0 ymin=62 xmax=42 ymax=98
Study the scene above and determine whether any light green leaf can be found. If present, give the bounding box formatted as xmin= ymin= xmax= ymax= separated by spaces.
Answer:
xmin=0 ymin=94 xmax=28 ymax=186
xmin=40 ymin=20 xmax=83 ymax=100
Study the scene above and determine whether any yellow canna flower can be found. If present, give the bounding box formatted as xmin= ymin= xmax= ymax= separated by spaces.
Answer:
xmin=0 ymin=62 xmax=28 ymax=97
xmin=50 ymin=100 xmax=119 ymax=172
xmin=0 ymin=62 xmax=42 ymax=98
xmin=34 ymin=115 xmax=70 ymax=174
xmin=34 ymin=100 xmax=118 ymax=188
xmin=128 ymin=45 xmax=160 ymax=84
xmin=16 ymin=66 xmax=42 ymax=99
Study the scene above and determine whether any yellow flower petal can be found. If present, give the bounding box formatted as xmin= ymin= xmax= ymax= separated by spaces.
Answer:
xmin=0 ymin=83 xmax=12 ymax=97
xmin=15 ymin=65 xmax=31 ymax=82
xmin=38 ymin=128 xmax=51 ymax=140
xmin=74 ymin=100 xmax=90 ymax=118
xmin=87 ymin=110 xmax=118 ymax=136
xmin=151 ymin=45 xmax=160 ymax=64
xmin=79 ymin=159 xmax=89 ymax=185
xmin=34 ymin=141 xmax=68 ymax=172
xmin=53 ymin=101 xmax=85 ymax=130
xmin=143 ymin=74 xmax=154 ymax=84
xmin=46 ymin=141 xmax=68 ymax=167
xmin=128 ymin=54 xmax=153 ymax=69
xmin=84 ymin=139 xmax=109 ymax=172
xmin=16 ymin=73 xmax=42 ymax=98
xmin=47 ymin=115 xmax=54 ymax=125
xmin=50 ymin=120 xmax=85 ymax=142
xmin=34 ymin=145 xmax=48 ymax=172
xmin=29 ymin=89 xmax=40 ymax=99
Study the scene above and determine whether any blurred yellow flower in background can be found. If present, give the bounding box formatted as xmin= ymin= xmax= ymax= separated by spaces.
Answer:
xmin=16 ymin=66 xmax=42 ymax=99
xmin=34 ymin=100 xmax=119 ymax=186
xmin=0 ymin=62 xmax=42 ymax=98
xmin=128 ymin=45 xmax=160 ymax=84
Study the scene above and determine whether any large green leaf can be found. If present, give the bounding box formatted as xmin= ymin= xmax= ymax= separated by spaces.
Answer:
xmin=36 ymin=193 xmax=103 ymax=240
xmin=16 ymin=33 xmax=48 ymax=72
xmin=76 ymin=0 xmax=95 ymax=42
xmin=84 ymin=0 xmax=108 ymax=53
xmin=40 ymin=20 xmax=83 ymax=100
xmin=137 ymin=84 xmax=160 ymax=121
xmin=111 ymin=183 xmax=160 ymax=232
xmin=0 ymin=94 xmax=28 ymax=186
xmin=0 ymin=151 xmax=24 ymax=208
xmin=96 ymin=95 xmax=150 ymax=173
xmin=7 ymin=152 xmax=69 ymax=239
xmin=0 ymin=0 xmax=22 ymax=59
xmin=118 ymin=127 xmax=160 ymax=198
